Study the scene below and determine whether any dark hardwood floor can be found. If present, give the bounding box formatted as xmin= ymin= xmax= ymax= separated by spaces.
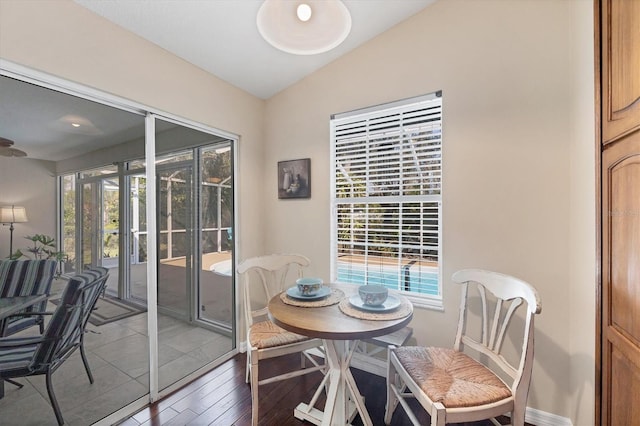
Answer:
xmin=119 ymin=352 xmax=525 ymax=426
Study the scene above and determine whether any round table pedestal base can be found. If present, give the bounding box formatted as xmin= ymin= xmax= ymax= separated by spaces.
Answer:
xmin=293 ymin=339 xmax=372 ymax=426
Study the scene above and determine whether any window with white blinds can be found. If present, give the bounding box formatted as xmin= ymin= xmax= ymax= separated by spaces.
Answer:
xmin=330 ymin=92 xmax=442 ymax=307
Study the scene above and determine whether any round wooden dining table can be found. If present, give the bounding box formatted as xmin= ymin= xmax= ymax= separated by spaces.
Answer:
xmin=268 ymin=283 xmax=413 ymax=426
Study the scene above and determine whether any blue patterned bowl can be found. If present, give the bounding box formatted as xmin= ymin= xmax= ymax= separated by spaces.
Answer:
xmin=296 ymin=277 xmax=323 ymax=296
xmin=358 ymin=285 xmax=388 ymax=306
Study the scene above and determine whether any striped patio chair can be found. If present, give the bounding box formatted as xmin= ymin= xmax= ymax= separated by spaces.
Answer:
xmin=0 ymin=266 xmax=109 ymax=425
xmin=0 ymin=259 xmax=58 ymax=336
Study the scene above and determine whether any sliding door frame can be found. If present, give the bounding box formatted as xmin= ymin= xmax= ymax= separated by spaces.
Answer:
xmin=1 ymin=59 xmax=240 ymax=424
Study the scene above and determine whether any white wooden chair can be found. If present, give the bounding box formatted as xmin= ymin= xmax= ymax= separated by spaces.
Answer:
xmin=237 ymin=254 xmax=325 ymax=426
xmin=385 ymin=269 xmax=542 ymax=426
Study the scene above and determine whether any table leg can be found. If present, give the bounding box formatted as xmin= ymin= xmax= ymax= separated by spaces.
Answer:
xmin=293 ymin=339 xmax=372 ymax=426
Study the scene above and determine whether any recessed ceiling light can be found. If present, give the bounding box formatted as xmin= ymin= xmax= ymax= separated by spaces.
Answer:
xmin=257 ymin=0 xmax=351 ymax=55
xmin=71 ymin=123 xmax=81 ymax=128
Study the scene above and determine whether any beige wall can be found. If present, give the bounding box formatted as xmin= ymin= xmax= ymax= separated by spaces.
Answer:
xmin=0 ymin=158 xmax=57 ymax=259
xmin=0 ymin=0 xmax=266 ymax=259
xmin=0 ymin=0 xmax=596 ymax=423
xmin=264 ymin=0 xmax=595 ymax=422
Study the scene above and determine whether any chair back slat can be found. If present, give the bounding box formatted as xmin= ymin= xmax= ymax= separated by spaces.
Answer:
xmin=488 ymin=298 xmax=502 ymax=349
xmin=478 ymin=285 xmax=488 ymax=346
xmin=494 ymin=297 xmax=522 ymax=352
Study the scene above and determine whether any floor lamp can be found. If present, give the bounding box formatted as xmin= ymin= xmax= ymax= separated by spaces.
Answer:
xmin=0 ymin=205 xmax=28 ymax=256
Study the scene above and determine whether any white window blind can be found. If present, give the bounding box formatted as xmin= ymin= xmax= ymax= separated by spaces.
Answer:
xmin=330 ymin=92 xmax=442 ymax=305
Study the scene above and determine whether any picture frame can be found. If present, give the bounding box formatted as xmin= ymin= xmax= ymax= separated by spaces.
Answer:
xmin=278 ymin=158 xmax=311 ymax=199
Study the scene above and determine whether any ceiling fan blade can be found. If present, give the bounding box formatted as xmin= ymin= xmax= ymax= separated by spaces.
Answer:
xmin=0 ymin=137 xmax=15 ymax=147
xmin=0 ymin=147 xmax=27 ymax=157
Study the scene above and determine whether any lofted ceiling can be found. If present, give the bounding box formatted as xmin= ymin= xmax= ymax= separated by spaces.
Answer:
xmin=1 ymin=0 xmax=435 ymax=161
xmin=74 ymin=0 xmax=435 ymax=100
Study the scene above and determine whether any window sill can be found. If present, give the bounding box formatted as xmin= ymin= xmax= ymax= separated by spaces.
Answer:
xmin=404 ymin=294 xmax=444 ymax=312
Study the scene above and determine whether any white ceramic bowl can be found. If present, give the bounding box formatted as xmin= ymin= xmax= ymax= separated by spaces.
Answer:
xmin=296 ymin=277 xmax=323 ymax=296
xmin=358 ymin=285 xmax=389 ymax=306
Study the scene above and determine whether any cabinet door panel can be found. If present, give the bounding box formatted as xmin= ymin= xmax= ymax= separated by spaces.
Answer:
xmin=609 ymin=346 xmax=640 ymax=426
xmin=601 ymin=133 xmax=640 ymax=424
xmin=602 ymin=0 xmax=640 ymax=143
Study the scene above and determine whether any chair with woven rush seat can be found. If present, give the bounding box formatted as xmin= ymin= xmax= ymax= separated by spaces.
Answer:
xmin=0 ymin=266 xmax=109 ymax=425
xmin=237 ymin=254 xmax=325 ymax=426
xmin=385 ymin=269 xmax=542 ymax=426
xmin=0 ymin=259 xmax=58 ymax=336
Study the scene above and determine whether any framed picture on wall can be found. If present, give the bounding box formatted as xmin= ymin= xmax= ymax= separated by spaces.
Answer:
xmin=278 ymin=158 xmax=311 ymax=199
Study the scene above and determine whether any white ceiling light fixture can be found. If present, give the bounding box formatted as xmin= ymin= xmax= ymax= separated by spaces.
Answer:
xmin=257 ymin=0 xmax=352 ymax=55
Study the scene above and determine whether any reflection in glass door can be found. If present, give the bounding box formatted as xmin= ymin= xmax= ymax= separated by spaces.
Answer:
xmin=79 ymin=175 xmax=120 ymax=295
xmin=80 ymin=181 xmax=97 ymax=269
xmin=199 ymin=144 xmax=233 ymax=329
xmin=128 ymin=173 xmax=148 ymax=301
xmin=157 ymin=164 xmax=192 ymax=320
xmin=102 ymin=178 xmax=120 ymax=270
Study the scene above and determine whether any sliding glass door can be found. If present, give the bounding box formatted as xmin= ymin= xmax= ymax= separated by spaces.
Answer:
xmin=58 ymin=126 xmax=237 ymax=414
xmin=67 ymin=136 xmax=236 ymax=394
xmin=151 ymin=120 xmax=235 ymax=392
xmin=3 ymin=68 xmax=239 ymax=424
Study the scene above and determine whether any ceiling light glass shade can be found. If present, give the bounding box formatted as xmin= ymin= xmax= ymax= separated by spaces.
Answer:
xmin=257 ymin=0 xmax=352 ymax=55
xmin=0 ymin=205 xmax=28 ymax=224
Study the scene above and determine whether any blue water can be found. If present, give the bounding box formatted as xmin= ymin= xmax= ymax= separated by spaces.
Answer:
xmin=337 ymin=264 xmax=439 ymax=296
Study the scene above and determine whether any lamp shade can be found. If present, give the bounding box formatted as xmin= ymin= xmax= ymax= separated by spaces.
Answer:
xmin=0 ymin=205 xmax=28 ymax=224
xmin=257 ymin=0 xmax=352 ymax=55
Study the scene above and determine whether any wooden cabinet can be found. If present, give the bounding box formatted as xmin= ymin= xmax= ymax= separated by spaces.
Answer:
xmin=598 ymin=1 xmax=640 ymax=425
xmin=600 ymin=0 xmax=640 ymax=144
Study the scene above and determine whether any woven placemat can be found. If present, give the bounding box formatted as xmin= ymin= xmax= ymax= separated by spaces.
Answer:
xmin=338 ymin=295 xmax=413 ymax=320
xmin=281 ymin=288 xmax=345 ymax=307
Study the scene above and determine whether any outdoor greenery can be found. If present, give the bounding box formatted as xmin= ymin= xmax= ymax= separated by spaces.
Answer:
xmin=59 ymin=143 xmax=233 ymax=267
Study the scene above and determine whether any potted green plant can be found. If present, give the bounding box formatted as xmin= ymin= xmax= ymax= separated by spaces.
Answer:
xmin=10 ymin=234 xmax=66 ymax=261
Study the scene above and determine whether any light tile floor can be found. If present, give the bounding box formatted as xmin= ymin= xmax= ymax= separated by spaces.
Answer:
xmin=0 ymin=307 xmax=233 ymax=426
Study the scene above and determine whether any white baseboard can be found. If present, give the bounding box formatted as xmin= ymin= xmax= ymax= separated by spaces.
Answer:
xmin=525 ymin=407 xmax=573 ymax=426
